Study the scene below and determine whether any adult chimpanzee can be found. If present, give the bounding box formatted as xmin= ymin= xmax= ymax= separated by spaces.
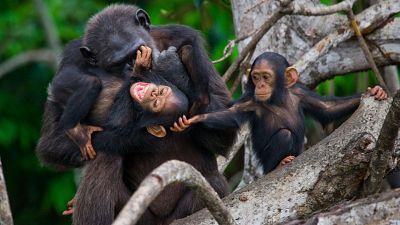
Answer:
xmin=70 ymin=59 xmax=229 ymax=225
xmin=172 ymin=52 xmax=387 ymax=174
xmin=36 ymin=4 xmax=234 ymax=169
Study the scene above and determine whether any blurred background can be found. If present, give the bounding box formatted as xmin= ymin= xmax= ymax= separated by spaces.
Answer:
xmin=0 ymin=0 xmax=398 ymax=225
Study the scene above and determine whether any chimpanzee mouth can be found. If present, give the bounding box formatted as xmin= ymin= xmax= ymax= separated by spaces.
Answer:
xmin=132 ymin=82 xmax=150 ymax=102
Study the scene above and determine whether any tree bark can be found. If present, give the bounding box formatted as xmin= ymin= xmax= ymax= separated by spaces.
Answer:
xmin=0 ymin=157 xmax=13 ymax=225
xmin=231 ymin=0 xmax=400 ymax=184
xmin=283 ymin=189 xmax=400 ymax=225
xmin=172 ymin=97 xmax=400 ymax=225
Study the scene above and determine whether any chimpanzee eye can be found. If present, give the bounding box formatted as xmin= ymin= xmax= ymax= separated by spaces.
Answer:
xmin=252 ymin=74 xmax=260 ymax=81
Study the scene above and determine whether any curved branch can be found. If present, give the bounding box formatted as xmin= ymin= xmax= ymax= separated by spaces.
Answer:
xmin=0 ymin=49 xmax=56 ymax=79
xmin=112 ymin=160 xmax=237 ymax=225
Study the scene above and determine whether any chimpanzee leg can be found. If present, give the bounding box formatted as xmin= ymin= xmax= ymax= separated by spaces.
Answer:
xmin=164 ymin=173 xmax=228 ymax=224
xmin=36 ymin=101 xmax=84 ymax=170
xmin=72 ymin=153 xmax=131 ymax=225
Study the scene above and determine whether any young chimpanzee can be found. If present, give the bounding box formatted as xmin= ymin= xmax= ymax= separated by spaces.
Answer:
xmin=172 ymin=52 xmax=387 ymax=174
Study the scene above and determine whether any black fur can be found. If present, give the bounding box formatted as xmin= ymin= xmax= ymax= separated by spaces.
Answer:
xmin=195 ymin=52 xmax=361 ymax=174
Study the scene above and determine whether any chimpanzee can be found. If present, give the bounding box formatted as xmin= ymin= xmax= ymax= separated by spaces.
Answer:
xmin=172 ymin=52 xmax=388 ymax=174
xmin=70 ymin=64 xmax=229 ymax=225
xmin=36 ymin=3 xmax=234 ymax=169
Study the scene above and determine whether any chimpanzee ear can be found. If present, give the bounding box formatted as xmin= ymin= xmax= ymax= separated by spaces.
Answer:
xmin=136 ymin=9 xmax=151 ymax=30
xmin=285 ymin=66 xmax=299 ymax=87
xmin=146 ymin=125 xmax=166 ymax=138
xmin=80 ymin=46 xmax=96 ymax=65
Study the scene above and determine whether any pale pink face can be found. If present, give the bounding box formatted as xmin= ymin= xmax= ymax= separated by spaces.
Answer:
xmin=251 ymin=60 xmax=276 ymax=101
xmin=130 ymin=82 xmax=179 ymax=113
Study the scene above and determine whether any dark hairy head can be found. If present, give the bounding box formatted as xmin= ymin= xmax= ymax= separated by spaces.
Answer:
xmin=245 ymin=52 xmax=290 ymax=105
xmin=81 ymin=4 xmax=155 ymax=72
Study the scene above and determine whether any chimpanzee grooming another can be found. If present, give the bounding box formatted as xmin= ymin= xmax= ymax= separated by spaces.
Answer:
xmin=36 ymin=4 xmax=234 ymax=170
xmin=71 ymin=54 xmax=229 ymax=225
xmin=172 ymin=52 xmax=387 ymax=174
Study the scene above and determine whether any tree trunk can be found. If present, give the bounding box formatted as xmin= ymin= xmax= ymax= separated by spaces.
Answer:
xmin=0 ymin=157 xmax=13 ymax=225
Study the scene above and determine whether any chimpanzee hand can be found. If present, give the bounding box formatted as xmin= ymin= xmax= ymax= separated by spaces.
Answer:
xmin=170 ymin=115 xmax=206 ymax=132
xmin=133 ymin=46 xmax=152 ymax=75
xmin=152 ymin=46 xmax=182 ymax=72
xmin=367 ymin=86 xmax=387 ymax=100
xmin=66 ymin=124 xmax=103 ymax=160
xmin=62 ymin=197 xmax=76 ymax=216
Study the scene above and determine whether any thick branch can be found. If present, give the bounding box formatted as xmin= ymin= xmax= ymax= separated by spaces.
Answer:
xmin=282 ymin=0 xmax=356 ymax=16
xmin=0 ymin=49 xmax=56 ymax=79
xmin=284 ymin=189 xmax=400 ymax=225
xmin=294 ymin=1 xmax=400 ymax=76
xmin=172 ymin=97 xmax=400 ymax=225
xmin=112 ymin=160 xmax=237 ymax=225
xmin=0 ymin=157 xmax=13 ymax=225
xmin=301 ymin=19 xmax=400 ymax=88
xmin=362 ymin=90 xmax=400 ymax=196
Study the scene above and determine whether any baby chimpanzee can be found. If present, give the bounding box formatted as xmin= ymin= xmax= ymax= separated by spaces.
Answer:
xmin=172 ymin=52 xmax=387 ymax=174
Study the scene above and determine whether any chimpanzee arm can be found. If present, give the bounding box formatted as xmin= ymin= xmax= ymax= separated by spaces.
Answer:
xmin=90 ymin=81 xmax=141 ymax=154
xmin=56 ymin=67 xmax=102 ymax=130
xmin=293 ymin=84 xmax=361 ymax=126
xmin=151 ymin=25 xmax=216 ymax=114
xmin=256 ymin=129 xmax=297 ymax=174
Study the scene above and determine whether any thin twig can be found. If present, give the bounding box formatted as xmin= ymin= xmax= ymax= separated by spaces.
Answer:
xmin=212 ymin=29 xmax=258 ymax=64
xmin=346 ymin=9 xmax=390 ymax=94
xmin=362 ymin=91 xmax=400 ymax=196
xmin=112 ymin=160 xmax=237 ymax=225
xmin=222 ymin=0 xmax=293 ymax=82
xmin=0 ymin=49 xmax=56 ymax=79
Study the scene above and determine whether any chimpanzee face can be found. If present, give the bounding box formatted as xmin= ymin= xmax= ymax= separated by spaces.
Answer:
xmin=251 ymin=60 xmax=276 ymax=101
xmin=130 ymin=82 xmax=185 ymax=114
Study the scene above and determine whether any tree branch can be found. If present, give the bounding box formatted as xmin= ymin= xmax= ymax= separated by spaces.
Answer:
xmin=362 ymin=90 xmax=400 ymax=196
xmin=218 ymin=123 xmax=250 ymax=173
xmin=112 ymin=160 xmax=237 ymax=225
xmin=222 ymin=0 xmax=293 ymax=82
xmin=33 ymin=0 xmax=62 ymax=55
xmin=0 ymin=157 xmax=13 ymax=225
xmin=300 ymin=18 xmax=400 ymax=88
xmin=284 ymin=189 xmax=400 ymax=225
xmin=347 ymin=9 xmax=389 ymax=94
xmin=0 ymin=49 xmax=56 ymax=79
xmin=293 ymin=1 xmax=400 ymax=77
xmin=282 ymin=0 xmax=356 ymax=16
